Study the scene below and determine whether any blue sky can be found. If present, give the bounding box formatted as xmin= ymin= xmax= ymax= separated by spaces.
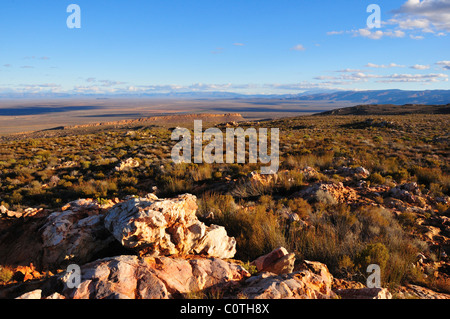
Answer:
xmin=0 ymin=0 xmax=449 ymax=95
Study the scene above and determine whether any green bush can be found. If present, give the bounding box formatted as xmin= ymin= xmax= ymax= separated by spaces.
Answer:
xmin=355 ymin=243 xmax=389 ymax=273
xmin=412 ymin=166 xmax=442 ymax=187
xmin=369 ymin=173 xmax=386 ymax=185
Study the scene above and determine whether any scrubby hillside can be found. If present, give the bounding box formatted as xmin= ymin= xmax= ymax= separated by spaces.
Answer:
xmin=0 ymin=113 xmax=449 ymax=299
xmin=321 ymin=103 xmax=450 ymax=116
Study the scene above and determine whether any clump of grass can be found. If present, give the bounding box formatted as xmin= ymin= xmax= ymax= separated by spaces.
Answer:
xmin=229 ymin=205 xmax=286 ymax=261
xmin=161 ymin=176 xmax=193 ymax=195
xmin=412 ymin=166 xmax=443 ymax=187
xmin=199 ymin=193 xmax=285 ymax=261
xmin=321 ymin=190 xmax=339 ymax=205
xmin=286 ymin=204 xmax=425 ymax=287
xmin=354 ymin=243 xmax=389 ymax=274
xmin=279 ymin=197 xmax=312 ymax=220
xmin=197 ymin=193 xmax=237 ymax=218
xmin=241 ymin=261 xmax=258 ymax=275
xmin=369 ymin=173 xmax=386 ymax=185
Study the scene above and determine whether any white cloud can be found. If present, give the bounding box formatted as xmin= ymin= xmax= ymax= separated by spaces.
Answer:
xmin=124 ymin=83 xmax=257 ymax=94
xmin=410 ymin=34 xmax=425 ymax=39
xmin=366 ymin=63 xmax=406 ymax=68
xmin=12 ymin=83 xmax=62 ymax=93
xmin=436 ymin=60 xmax=450 ymax=70
xmin=313 ymin=76 xmax=336 ymax=80
xmin=265 ymin=82 xmax=341 ymax=91
xmin=386 ymin=30 xmax=407 ymax=38
xmin=394 ymin=0 xmax=450 ymax=32
xmin=410 ymin=64 xmax=430 ymax=69
xmin=357 ymin=29 xmax=384 ymax=39
xmin=130 ymin=82 xmax=337 ymax=93
xmin=310 ymin=67 xmax=448 ymax=85
xmin=84 ymin=78 xmax=126 ymax=87
xmin=355 ymin=28 xmax=406 ymax=39
xmin=330 ymin=1 xmax=450 ymax=39
xmin=98 ymin=80 xmax=127 ymax=87
xmin=342 ymin=72 xmax=381 ymax=80
xmin=128 ymin=84 xmax=184 ymax=92
xmin=291 ymin=44 xmax=306 ymax=51
xmin=73 ymin=86 xmax=104 ymax=94
xmin=233 ymin=43 xmax=245 ymax=46
xmin=327 ymin=31 xmax=344 ymax=35
xmin=19 ymin=83 xmax=61 ymax=88
xmin=376 ymin=73 xmax=448 ymax=82
xmin=335 ymin=69 xmax=364 ymax=73
xmin=308 ymin=71 xmax=387 ymax=87
xmin=388 ymin=18 xmax=433 ymax=32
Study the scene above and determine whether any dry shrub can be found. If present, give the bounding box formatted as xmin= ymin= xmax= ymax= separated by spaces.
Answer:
xmin=412 ymin=166 xmax=443 ymax=187
xmin=287 ymin=204 xmax=425 ymax=287
xmin=199 ymin=193 xmax=285 ymax=261
xmin=228 ymin=205 xmax=286 ymax=261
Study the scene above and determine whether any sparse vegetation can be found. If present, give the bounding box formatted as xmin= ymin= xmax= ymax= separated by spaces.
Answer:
xmin=0 ymin=112 xmax=449 ymax=296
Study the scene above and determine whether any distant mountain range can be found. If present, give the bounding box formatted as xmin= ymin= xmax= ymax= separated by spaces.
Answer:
xmin=1 ymin=89 xmax=450 ymax=105
xmin=288 ymin=89 xmax=450 ymax=105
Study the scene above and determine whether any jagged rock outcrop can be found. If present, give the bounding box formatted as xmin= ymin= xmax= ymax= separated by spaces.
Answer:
xmin=104 ymin=194 xmax=237 ymax=259
xmin=301 ymin=166 xmax=320 ymax=180
xmin=15 ymin=289 xmax=43 ymax=300
xmin=240 ymin=270 xmax=335 ymax=299
xmin=334 ymin=287 xmax=392 ymax=299
xmin=396 ymin=284 xmax=450 ymax=299
xmin=298 ymin=182 xmax=359 ymax=204
xmin=247 ymin=171 xmax=277 ymax=187
xmin=337 ymin=166 xmax=370 ymax=179
xmin=389 ymin=182 xmax=428 ymax=207
xmin=53 ymin=255 xmax=249 ymax=299
xmin=251 ymin=247 xmax=295 ymax=275
xmin=114 ymin=158 xmax=140 ymax=172
xmin=277 ymin=207 xmax=301 ymax=223
xmin=295 ymin=260 xmax=334 ymax=289
xmin=2 ymin=193 xmax=418 ymax=300
xmin=40 ymin=199 xmax=118 ymax=267
xmin=0 ymin=205 xmax=42 ymax=219
xmin=0 ymin=205 xmax=22 ymax=218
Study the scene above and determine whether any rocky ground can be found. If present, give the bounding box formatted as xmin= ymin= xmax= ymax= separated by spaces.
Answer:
xmin=0 ymin=179 xmax=449 ymax=299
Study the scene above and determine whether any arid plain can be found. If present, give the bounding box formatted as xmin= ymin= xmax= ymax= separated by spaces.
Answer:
xmin=0 ymin=98 xmax=350 ymax=135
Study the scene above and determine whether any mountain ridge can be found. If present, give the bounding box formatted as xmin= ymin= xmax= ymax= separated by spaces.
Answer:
xmin=320 ymin=103 xmax=450 ymax=116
